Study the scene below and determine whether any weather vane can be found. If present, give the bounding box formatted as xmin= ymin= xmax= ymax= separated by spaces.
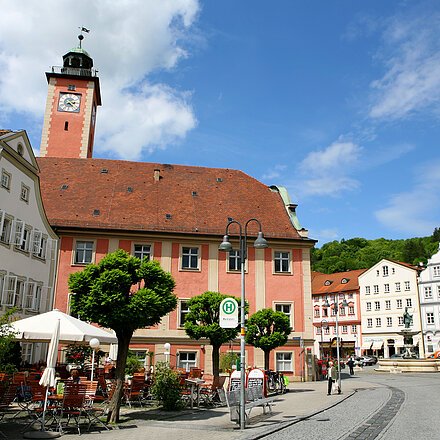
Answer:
xmin=78 ymin=26 xmax=90 ymax=48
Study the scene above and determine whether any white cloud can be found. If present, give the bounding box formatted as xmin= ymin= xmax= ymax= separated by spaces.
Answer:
xmin=375 ymin=160 xmax=440 ymax=235
xmin=369 ymin=12 xmax=440 ymax=120
xmin=297 ymin=140 xmax=362 ymax=197
xmin=0 ymin=0 xmax=200 ymax=159
xmin=261 ymin=164 xmax=287 ymax=181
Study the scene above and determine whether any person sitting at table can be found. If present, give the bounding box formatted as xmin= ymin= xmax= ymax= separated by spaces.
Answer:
xmin=69 ymin=368 xmax=81 ymax=383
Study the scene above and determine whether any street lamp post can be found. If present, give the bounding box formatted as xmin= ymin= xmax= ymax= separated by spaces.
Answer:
xmin=320 ymin=319 xmax=328 ymax=359
xmin=219 ymin=219 xmax=268 ymax=430
xmin=89 ymin=338 xmax=100 ymax=382
xmin=323 ymin=295 xmax=348 ymax=394
xmin=164 ymin=343 xmax=171 ymax=365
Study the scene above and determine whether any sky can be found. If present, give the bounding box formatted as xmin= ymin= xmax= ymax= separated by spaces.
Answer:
xmin=1 ymin=0 xmax=440 ymax=247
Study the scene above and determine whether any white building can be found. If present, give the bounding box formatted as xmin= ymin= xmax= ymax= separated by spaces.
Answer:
xmin=359 ymin=259 xmax=424 ymax=358
xmin=418 ymin=245 xmax=440 ymax=355
xmin=0 ymin=130 xmax=58 ymax=364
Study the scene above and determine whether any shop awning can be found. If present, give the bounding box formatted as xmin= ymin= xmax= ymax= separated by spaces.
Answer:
xmin=361 ymin=341 xmax=372 ymax=350
xmin=372 ymin=340 xmax=384 ymax=350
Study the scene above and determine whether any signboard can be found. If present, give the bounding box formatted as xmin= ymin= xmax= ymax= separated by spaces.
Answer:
xmin=219 ymin=298 xmax=239 ymax=328
xmin=229 ymin=369 xmax=242 ymax=391
xmin=246 ymin=368 xmax=266 ymax=396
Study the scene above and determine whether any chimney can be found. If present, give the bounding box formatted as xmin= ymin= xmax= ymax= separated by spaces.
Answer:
xmin=154 ymin=168 xmax=160 ymax=182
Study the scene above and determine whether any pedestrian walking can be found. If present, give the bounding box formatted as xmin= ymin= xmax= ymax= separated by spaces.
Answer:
xmin=347 ymin=357 xmax=355 ymax=375
xmin=327 ymin=361 xmax=338 ymax=395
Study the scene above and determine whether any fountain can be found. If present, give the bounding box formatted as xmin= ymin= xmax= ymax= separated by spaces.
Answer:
xmin=376 ymin=308 xmax=440 ymax=373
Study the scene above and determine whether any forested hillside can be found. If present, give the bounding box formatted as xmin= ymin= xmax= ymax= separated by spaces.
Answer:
xmin=311 ymin=228 xmax=440 ymax=274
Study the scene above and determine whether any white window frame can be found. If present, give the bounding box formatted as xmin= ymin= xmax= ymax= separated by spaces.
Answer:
xmin=228 ymin=249 xmax=241 ymax=272
xmin=0 ymin=213 xmax=12 ymax=245
xmin=376 ymin=318 xmax=381 ymax=327
xmin=20 ymin=183 xmax=30 ymax=202
xmin=74 ymin=240 xmax=94 ymax=265
xmin=425 ymin=286 xmax=433 ymax=299
xmin=351 ymin=325 xmax=357 ymax=333
xmin=180 ymin=246 xmax=200 ymax=271
xmin=275 ymin=352 xmax=293 ymax=372
xmin=365 ymin=286 xmax=370 ymax=294
xmin=426 ymin=312 xmax=435 ymax=325
xmin=375 ymin=301 xmax=380 ymax=311
xmin=342 ymin=325 xmax=348 ymax=334
xmin=385 ymin=300 xmax=391 ymax=310
xmin=384 ymin=283 xmax=390 ymax=293
xmin=21 ymin=343 xmax=33 ymax=365
xmin=275 ymin=302 xmax=293 ymax=327
xmin=273 ymin=250 xmax=291 ymax=274
xmin=23 ymin=281 xmax=36 ymax=310
xmin=348 ymin=306 xmax=354 ymax=315
xmin=383 ymin=266 xmax=389 ymax=277
xmin=386 ymin=317 xmax=392 ymax=327
xmin=133 ymin=243 xmax=151 ymax=261
xmin=398 ymin=316 xmax=404 ymax=325
xmin=1 ymin=170 xmax=11 ymax=190
xmin=314 ymin=308 xmax=320 ymax=318
xmin=177 ymin=351 xmax=197 ymax=372
xmin=178 ymin=300 xmax=190 ymax=328
xmin=373 ymin=285 xmax=379 ymax=294
xmin=1 ymin=275 xmax=17 ymax=306
xmin=404 ymin=281 xmax=410 ymax=291
xmin=367 ymin=318 xmax=372 ymax=328
xmin=366 ymin=302 xmax=371 ymax=311
xmin=396 ymin=299 xmax=403 ymax=309
xmin=12 ymin=220 xmax=25 ymax=247
xmin=395 ymin=282 xmax=401 ymax=292
xmin=433 ymin=266 xmax=440 ymax=277
xmin=406 ymin=298 xmax=412 ymax=307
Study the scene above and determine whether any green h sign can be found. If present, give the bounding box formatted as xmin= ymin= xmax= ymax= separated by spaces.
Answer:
xmin=219 ymin=298 xmax=239 ymax=328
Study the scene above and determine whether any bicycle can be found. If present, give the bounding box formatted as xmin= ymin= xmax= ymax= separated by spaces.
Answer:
xmin=265 ymin=370 xmax=286 ymax=394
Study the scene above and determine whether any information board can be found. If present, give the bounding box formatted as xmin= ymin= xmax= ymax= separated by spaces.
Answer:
xmin=228 ymin=369 xmax=242 ymax=391
xmin=246 ymin=368 xmax=266 ymax=395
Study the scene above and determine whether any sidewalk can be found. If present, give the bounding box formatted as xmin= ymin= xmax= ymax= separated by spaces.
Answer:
xmin=2 ymin=374 xmax=377 ymax=440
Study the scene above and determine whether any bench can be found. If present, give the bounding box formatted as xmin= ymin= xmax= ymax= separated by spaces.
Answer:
xmin=226 ymin=385 xmax=275 ymax=425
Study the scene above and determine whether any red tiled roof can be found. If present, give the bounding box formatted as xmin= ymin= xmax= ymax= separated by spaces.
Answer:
xmin=311 ymin=269 xmax=367 ymax=295
xmin=37 ymin=157 xmax=306 ymax=240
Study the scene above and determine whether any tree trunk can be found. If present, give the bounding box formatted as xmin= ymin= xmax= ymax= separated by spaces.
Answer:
xmin=264 ymin=350 xmax=270 ymax=371
xmin=212 ymin=344 xmax=221 ymax=377
xmin=107 ymin=330 xmax=133 ymax=424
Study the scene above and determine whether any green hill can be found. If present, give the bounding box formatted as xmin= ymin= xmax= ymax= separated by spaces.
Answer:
xmin=311 ymin=228 xmax=440 ymax=274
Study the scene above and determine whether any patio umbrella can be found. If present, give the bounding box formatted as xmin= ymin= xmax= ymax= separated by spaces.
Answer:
xmin=24 ymin=320 xmax=61 ymax=439
xmin=109 ymin=343 xmax=118 ymax=361
xmin=8 ymin=309 xmax=117 ymax=344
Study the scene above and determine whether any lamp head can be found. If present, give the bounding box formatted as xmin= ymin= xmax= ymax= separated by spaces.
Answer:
xmin=89 ymin=338 xmax=100 ymax=349
xmin=164 ymin=342 xmax=171 ymax=351
xmin=219 ymin=235 xmax=233 ymax=252
xmin=253 ymin=231 xmax=268 ymax=249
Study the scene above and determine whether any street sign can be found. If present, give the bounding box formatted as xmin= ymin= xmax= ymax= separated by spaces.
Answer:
xmin=219 ymin=298 xmax=239 ymax=328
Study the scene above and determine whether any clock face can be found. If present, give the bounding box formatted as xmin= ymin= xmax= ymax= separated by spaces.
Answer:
xmin=58 ymin=93 xmax=81 ymax=112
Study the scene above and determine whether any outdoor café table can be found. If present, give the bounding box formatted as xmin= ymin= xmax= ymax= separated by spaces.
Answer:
xmin=184 ymin=378 xmax=205 ymax=409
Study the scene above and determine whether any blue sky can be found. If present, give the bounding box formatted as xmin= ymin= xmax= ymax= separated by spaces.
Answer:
xmin=1 ymin=0 xmax=440 ymax=246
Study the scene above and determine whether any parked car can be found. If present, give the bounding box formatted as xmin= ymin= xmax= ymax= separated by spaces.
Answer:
xmin=358 ymin=356 xmax=376 ymax=366
xmin=427 ymin=350 xmax=440 ymax=359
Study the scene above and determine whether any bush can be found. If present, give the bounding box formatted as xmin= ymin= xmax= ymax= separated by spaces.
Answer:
xmin=0 ymin=309 xmax=21 ymax=373
xmin=151 ymin=362 xmax=183 ymax=410
xmin=125 ymin=351 xmax=143 ymax=376
xmin=220 ymin=352 xmax=239 ymax=372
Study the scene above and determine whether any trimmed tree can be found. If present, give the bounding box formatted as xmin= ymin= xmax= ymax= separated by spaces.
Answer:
xmin=68 ymin=249 xmax=176 ymax=423
xmin=184 ymin=291 xmax=241 ymax=377
xmin=245 ymin=308 xmax=292 ymax=370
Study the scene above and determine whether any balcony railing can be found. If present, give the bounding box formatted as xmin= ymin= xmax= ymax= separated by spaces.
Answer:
xmin=50 ymin=66 xmax=98 ymax=77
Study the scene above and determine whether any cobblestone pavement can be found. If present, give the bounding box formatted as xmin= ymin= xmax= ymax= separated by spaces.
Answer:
xmin=266 ymin=369 xmax=440 ymax=440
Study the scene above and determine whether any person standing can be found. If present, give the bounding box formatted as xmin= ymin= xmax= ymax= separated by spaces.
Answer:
xmin=347 ymin=357 xmax=355 ymax=375
xmin=327 ymin=361 xmax=337 ymax=395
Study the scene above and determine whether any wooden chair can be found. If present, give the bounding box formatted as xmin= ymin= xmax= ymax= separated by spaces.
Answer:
xmin=58 ymin=383 xmax=88 ymax=435
xmin=200 ymin=376 xmax=227 ymax=407
xmin=124 ymin=376 xmax=146 ymax=407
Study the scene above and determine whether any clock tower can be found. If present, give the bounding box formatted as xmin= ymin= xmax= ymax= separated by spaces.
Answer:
xmin=40 ymin=34 xmax=101 ymax=159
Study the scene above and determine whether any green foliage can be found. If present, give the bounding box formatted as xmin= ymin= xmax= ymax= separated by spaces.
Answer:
xmin=69 ymin=249 xmax=177 ymax=337
xmin=311 ymin=229 xmax=440 ymax=274
xmin=150 ymin=362 xmax=183 ymax=410
xmin=68 ymin=249 xmax=177 ymax=423
xmin=64 ymin=344 xmax=104 ymax=370
xmin=125 ymin=351 xmax=142 ymax=376
xmin=0 ymin=309 xmax=21 ymax=373
xmin=184 ymin=291 xmax=242 ymax=376
xmin=220 ymin=351 xmax=239 ymax=372
xmin=245 ymin=308 xmax=292 ymax=364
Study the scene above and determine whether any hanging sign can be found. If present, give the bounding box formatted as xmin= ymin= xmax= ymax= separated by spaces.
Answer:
xmin=219 ymin=298 xmax=239 ymax=328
